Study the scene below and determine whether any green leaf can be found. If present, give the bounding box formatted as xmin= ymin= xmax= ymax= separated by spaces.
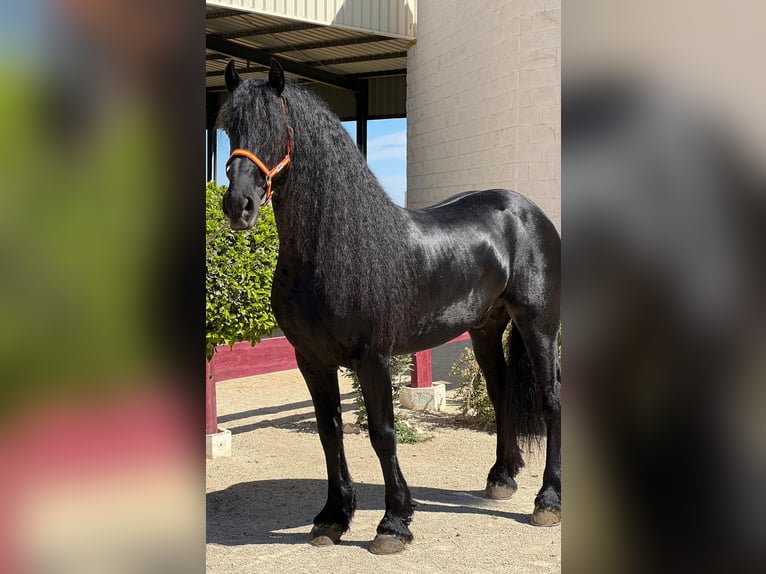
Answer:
xmin=205 ymin=183 xmax=279 ymax=358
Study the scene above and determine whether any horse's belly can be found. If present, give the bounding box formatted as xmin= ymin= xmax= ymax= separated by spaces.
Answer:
xmin=394 ymin=293 xmax=500 ymax=354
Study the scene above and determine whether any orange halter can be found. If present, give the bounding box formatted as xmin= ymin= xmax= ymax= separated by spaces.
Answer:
xmin=225 ymin=99 xmax=293 ymax=206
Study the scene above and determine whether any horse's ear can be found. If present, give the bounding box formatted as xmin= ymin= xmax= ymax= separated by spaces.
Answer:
xmin=225 ymin=59 xmax=241 ymax=93
xmin=268 ymin=58 xmax=285 ymax=96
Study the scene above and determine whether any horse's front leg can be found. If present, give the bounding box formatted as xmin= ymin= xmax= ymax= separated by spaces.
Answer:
xmin=355 ymin=349 xmax=414 ymax=554
xmin=295 ymin=352 xmax=357 ymax=546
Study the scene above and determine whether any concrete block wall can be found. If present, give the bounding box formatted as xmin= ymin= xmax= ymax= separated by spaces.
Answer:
xmin=406 ymin=0 xmax=560 ymax=229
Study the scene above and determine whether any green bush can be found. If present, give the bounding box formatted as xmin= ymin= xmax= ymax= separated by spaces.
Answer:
xmin=450 ymin=325 xmax=562 ymax=431
xmin=205 ymin=182 xmax=279 ymax=360
xmin=394 ymin=419 xmax=432 ymax=444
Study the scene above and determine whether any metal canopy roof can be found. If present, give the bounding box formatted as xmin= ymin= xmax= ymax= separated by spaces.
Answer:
xmin=205 ymin=2 xmax=414 ymax=177
xmin=205 ymin=4 xmax=412 ymax=119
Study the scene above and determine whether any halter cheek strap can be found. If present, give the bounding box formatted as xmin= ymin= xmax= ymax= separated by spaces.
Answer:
xmin=225 ymin=98 xmax=293 ymax=207
xmin=226 ymin=148 xmax=290 ymax=206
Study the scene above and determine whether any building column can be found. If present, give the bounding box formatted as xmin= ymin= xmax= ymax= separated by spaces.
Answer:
xmin=206 ymin=126 xmax=217 ymax=182
xmin=355 ymin=81 xmax=369 ymax=158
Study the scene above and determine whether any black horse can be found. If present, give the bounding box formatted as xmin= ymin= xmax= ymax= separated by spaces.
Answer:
xmin=219 ymin=59 xmax=561 ymax=554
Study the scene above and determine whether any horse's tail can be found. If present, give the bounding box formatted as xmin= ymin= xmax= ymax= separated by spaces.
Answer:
xmin=507 ymin=322 xmax=547 ymax=447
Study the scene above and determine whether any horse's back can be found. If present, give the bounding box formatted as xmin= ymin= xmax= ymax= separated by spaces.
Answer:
xmin=413 ymin=188 xmax=559 ymax=243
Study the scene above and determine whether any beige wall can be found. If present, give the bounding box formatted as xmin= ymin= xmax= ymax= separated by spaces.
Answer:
xmin=406 ymin=0 xmax=560 ymax=229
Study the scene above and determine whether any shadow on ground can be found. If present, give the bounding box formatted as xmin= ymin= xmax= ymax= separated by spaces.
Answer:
xmin=207 ymin=479 xmax=532 ymax=547
xmin=218 ymin=392 xmax=357 ymax=436
xmin=217 ymin=389 xmax=491 ymax=437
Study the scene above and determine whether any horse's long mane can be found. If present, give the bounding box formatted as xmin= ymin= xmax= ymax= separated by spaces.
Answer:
xmin=219 ymin=80 xmax=416 ymax=349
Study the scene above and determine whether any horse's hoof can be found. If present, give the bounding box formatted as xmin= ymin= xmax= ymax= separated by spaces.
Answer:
xmin=308 ymin=524 xmax=343 ymax=546
xmin=484 ymin=482 xmax=517 ymax=500
xmin=531 ymin=506 xmax=561 ymax=527
xmin=369 ymin=534 xmax=407 ymax=555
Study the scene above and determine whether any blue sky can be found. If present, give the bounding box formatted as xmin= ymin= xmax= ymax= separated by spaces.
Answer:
xmin=210 ymin=118 xmax=407 ymax=206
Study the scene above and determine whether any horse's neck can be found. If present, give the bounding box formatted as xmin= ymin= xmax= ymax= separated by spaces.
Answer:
xmin=273 ymin=158 xmax=403 ymax=262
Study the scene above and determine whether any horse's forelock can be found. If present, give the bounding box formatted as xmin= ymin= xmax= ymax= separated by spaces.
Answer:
xmin=218 ymin=79 xmax=285 ymax=155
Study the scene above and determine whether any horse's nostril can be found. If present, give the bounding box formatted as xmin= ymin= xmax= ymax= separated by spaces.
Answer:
xmin=243 ymin=197 xmax=254 ymax=215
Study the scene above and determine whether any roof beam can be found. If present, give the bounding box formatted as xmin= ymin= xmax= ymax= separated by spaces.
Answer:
xmin=312 ymin=51 xmax=408 ymax=67
xmin=206 ymin=65 xmax=266 ymax=78
xmin=269 ymin=35 xmax=393 ymax=54
xmin=212 ymin=23 xmax=321 ymax=41
xmin=206 ymin=9 xmax=240 ymax=20
xmin=206 ymin=36 xmax=366 ymax=93
xmin=347 ymin=68 xmax=407 ymax=79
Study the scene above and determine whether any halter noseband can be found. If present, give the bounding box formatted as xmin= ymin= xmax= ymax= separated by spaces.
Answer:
xmin=225 ymin=98 xmax=293 ymax=207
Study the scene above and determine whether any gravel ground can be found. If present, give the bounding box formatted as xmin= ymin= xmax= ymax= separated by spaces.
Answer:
xmin=206 ymin=369 xmax=561 ymax=573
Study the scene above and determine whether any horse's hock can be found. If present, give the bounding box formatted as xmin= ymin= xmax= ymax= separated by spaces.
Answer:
xmin=399 ymin=382 xmax=446 ymax=411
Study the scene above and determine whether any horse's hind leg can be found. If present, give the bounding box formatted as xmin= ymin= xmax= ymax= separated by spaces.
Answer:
xmin=354 ymin=348 xmax=414 ymax=555
xmin=295 ymin=352 xmax=357 ymax=546
xmin=511 ymin=312 xmax=561 ymax=526
xmin=469 ymin=313 xmax=522 ymax=499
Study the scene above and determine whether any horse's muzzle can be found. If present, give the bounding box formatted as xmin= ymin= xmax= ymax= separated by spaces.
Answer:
xmin=223 ymin=191 xmax=259 ymax=231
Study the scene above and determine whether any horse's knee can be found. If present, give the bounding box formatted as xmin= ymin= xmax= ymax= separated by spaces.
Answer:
xmin=368 ymin=423 xmax=396 ymax=455
xmin=313 ymin=415 xmax=344 ymax=449
xmin=368 ymin=423 xmax=395 ymax=444
xmin=317 ymin=413 xmax=342 ymax=433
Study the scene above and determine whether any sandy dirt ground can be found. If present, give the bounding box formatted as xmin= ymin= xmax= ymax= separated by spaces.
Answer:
xmin=206 ymin=369 xmax=561 ymax=573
